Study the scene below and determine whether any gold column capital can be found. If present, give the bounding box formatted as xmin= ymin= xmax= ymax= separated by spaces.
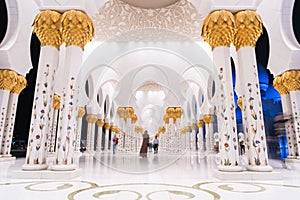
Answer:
xmin=77 ymin=106 xmax=86 ymax=118
xmin=237 ymin=96 xmax=243 ymax=110
xmin=191 ymin=123 xmax=197 ymax=131
xmin=86 ymin=114 xmax=98 ymax=123
xmin=202 ymin=10 xmax=235 ymax=50
xmin=202 ymin=114 xmax=214 ymax=124
xmin=0 ymin=69 xmax=18 ymax=91
xmin=61 ymin=10 xmax=94 ymax=50
xmin=33 ymin=10 xmax=62 ymax=50
xmin=111 ymin=126 xmax=118 ymax=132
xmin=11 ymin=75 xmax=27 ymax=94
xmin=282 ymin=70 xmax=300 ymax=92
xmin=197 ymin=120 xmax=204 ymax=128
xmin=163 ymin=114 xmax=169 ymax=124
xmin=104 ymin=123 xmax=111 ymax=130
xmin=131 ymin=114 xmax=137 ymax=124
xmin=97 ymin=119 xmax=104 ymax=127
xmin=52 ymin=94 xmax=61 ymax=110
xmin=273 ymin=75 xmax=289 ymax=95
xmin=234 ymin=10 xmax=263 ymax=51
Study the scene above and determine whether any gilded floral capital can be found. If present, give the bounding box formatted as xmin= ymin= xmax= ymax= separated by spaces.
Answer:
xmin=282 ymin=70 xmax=300 ymax=92
xmin=164 ymin=114 xmax=169 ymax=124
xmin=273 ymin=75 xmax=289 ymax=95
xmin=237 ymin=97 xmax=243 ymax=110
xmin=33 ymin=10 xmax=62 ymax=50
xmin=234 ymin=10 xmax=263 ymax=51
xmin=202 ymin=114 xmax=214 ymax=124
xmin=61 ymin=10 xmax=94 ymax=50
xmin=77 ymin=106 xmax=86 ymax=118
xmin=197 ymin=120 xmax=204 ymax=128
xmin=111 ymin=126 xmax=118 ymax=132
xmin=0 ymin=69 xmax=18 ymax=91
xmin=131 ymin=114 xmax=137 ymax=124
xmin=97 ymin=119 xmax=104 ymax=127
xmin=104 ymin=123 xmax=111 ymax=130
xmin=202 ymin=10 xmax=235 ymax=50
xmin=191 ymin=123 xmax=197 ymax=131
xmin=86 ymin=114 xmax=98 ymax=123
xmin=52 ymin=94 xmax=61 ymax=110
xmin=11 ymin=75 xmax=27 ymax=94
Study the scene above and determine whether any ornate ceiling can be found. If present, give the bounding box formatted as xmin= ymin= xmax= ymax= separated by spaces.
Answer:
xmin=93 ymin=0 xmax=203 ymax=41
xmin=121 ymin=0 xmax=179 ymax=9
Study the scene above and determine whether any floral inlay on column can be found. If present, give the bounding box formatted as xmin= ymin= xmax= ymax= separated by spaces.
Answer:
xmin=1 ymin=75 xmax=26 ymax=156
xmin=22 ymin=10 xmax=62 ymax=170
xmin=234 ymin=10 xmax=272 ymax=171
xmin=282 ymin=70 xmax=300 ymax=157
xmin=202 ymin=10 xmax=241 ymax=171
xmin=0 ymin=70 xmax=18 ymax=155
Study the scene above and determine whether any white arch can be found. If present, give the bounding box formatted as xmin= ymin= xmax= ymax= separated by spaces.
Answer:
xmin=257 ymin=0 xmax=300 ymax=76
xmin=0 ymin=0 xmax=38 ymax=75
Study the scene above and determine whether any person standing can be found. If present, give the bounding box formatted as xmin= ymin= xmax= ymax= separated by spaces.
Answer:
xmin=112 ymin=134 xmax=119 ymax=154
xmin=139 ymin=130 xmax=149 ymax=158
xmin=153 ymin=135 xmax=159 ymax=154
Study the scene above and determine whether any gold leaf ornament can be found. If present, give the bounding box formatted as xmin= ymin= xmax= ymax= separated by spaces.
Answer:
xmin=202 ymin=10 xmax=235 ymax=50
xmin=11 ymin=75 xmax=27 ymax=94
xmin=61 ymin=10 xmax=94 ymax=50
xmin=33 ymin=10 xmax=62 ymax=50
xmin=234 ymin=10 xmax=263 ymax=51
xmin=0 ymin=70 xmax=18 ymax=91
xmin=52 ymin=94 xmax=61 ymax=110
xmin=282 ymin=70 xmax=300 ymax=92
xmin=273 ymin=75 xmax=289 ymax=95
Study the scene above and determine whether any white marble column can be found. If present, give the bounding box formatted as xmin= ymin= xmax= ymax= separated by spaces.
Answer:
xmin=0 ymin=70 xmax=18 ymax=158
xmin=203 ymin=115 xmax=215 ymax=154
xmin=282 ymin=70 xmax=300 ymax=158
xmin=51 ymin=10 xmax=94 ymax=171
xmin=274 ymin=75 xmax=298 ymax=158
xmin=23 ymin=10 xmax=62 ymax=170
xmin=96 ymin=119 xmax=104 ymax=153
xmin=75 ymin=107 xmax=86 ymax=153
xmin=197 ymin=120 xmax=205 ymax=156
xmin=85 ymin=114 xmax=98 ymax=154
xmin=234 ymin=10 xmax=272 ymax=171
xmin=202 ymin=10 xmax=242 ymax=172
xmin=190 ymin=124 xmax=196 ymax=151
xmin=0 ymin=74 xmax=24 ymax=157
xmin=104 ymin=123 xmax=111 ymax=151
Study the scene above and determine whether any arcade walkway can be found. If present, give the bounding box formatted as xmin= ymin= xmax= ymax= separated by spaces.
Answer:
xmin=0 ymin=151 xmax=299 ymax=200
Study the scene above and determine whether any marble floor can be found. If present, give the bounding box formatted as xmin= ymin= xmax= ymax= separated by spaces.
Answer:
xmin=0 ymin=150 xmax=300 ymax=200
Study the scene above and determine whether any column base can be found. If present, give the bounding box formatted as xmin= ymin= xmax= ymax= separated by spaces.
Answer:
xmin=22 ymin=164 xmax=48 ymax=171
xmin=46 ymin=153 xmax=56 ymax=168
xmin=217 ymin=165 xmax=243 ymax=172
xmin=51 ymin=164 xmax=76 ymax=171
xmin=13 ymin=168 xmax=82 ymax=179
xmin=285 ymin=158 xmax=300 ymax=170
xmin=246 ymin=165 xmax=273 ymax=172
xmin=0 ymin=156 xmax=15 ymax=162
xmin=74 ymin=152 xmax=83 ymax=169
xmin=213 ymin=169 xmax=282 ymax=180
xmin=287 ymin=155 xmax=297 ymax=159
xmin=1 ymin=154 xmax=12 ymax=157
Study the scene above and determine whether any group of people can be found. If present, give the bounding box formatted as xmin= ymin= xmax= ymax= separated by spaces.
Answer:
xmin=139 ymin=130 xmax=159 ymax=158
xmin=111 ymin=130 xmax=159 ymax=157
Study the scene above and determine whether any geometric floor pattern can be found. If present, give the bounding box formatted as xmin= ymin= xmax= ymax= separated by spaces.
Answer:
xmin=1 ymin=151 xmax=300 ymax=200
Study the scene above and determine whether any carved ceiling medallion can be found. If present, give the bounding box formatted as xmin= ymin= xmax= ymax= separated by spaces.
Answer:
xmin=94 ymin=0 xmax=203 ymax=41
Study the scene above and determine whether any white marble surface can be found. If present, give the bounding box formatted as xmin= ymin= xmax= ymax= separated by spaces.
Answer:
xmin=0 ymin=151 xmax=300 ymax=200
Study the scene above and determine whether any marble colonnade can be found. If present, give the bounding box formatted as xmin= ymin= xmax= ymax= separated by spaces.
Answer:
xmin=22 ymin=9 xmax=94 ymax=171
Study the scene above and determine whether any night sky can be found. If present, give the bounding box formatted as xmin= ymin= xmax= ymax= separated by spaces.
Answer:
xmin=0 ymin=1 xmax=300 ymax=141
